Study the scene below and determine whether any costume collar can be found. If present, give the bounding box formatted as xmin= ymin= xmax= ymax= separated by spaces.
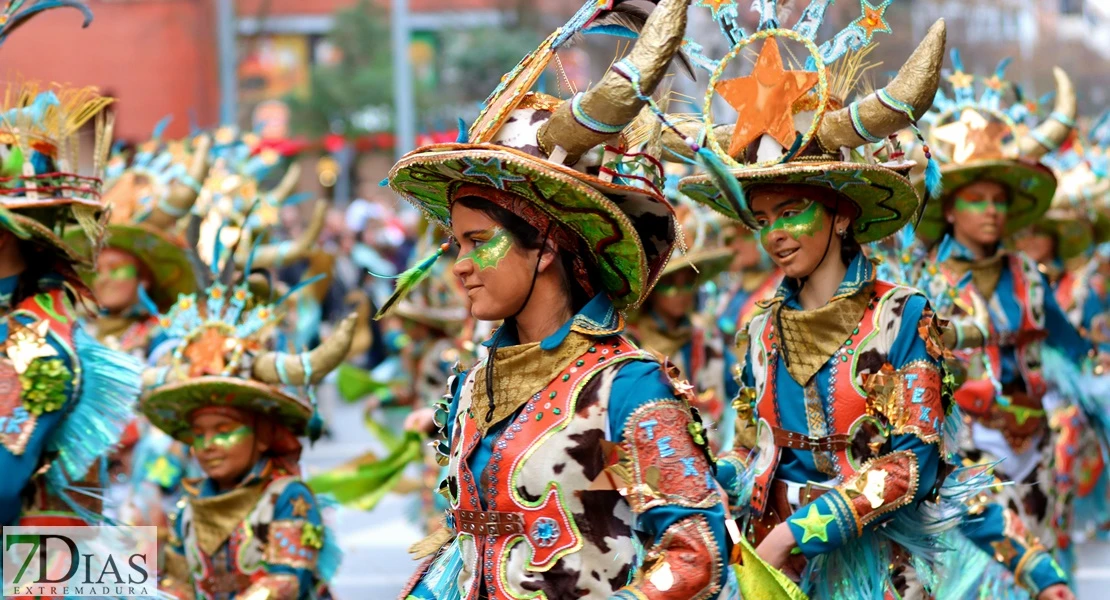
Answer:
xmin=761 ymin=252 xmax=875 ymax=309
xmin=482 ymin=294 xmax=624 ymax=352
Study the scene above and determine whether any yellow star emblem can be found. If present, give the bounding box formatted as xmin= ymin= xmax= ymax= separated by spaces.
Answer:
xmin=931 ymin=109 xmax=1009 ymax=163
xmin=290 ymin=496 xmax=311 ymax=518
xmin=792 ymin=503 xmax=834 ymax=544
xmin=947 ymin=70 xmax=974 ymax=89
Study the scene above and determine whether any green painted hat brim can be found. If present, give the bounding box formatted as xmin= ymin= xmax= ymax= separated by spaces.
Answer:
xmin=913 ymin=160 xmax=1056 ymax=245
xmin=389 ymin=144 xmax=658 ymax=309
xmin=677 ymin=162 xmax=920 ymax=245
xmin=140 ymin=377 xmax=310 ymax=444
xmin=10 ymin=214 xmax=92 ymax=269
xmin=1032 ymin=217 xmax=1094 ymax=262
xmin=66 ymin=224 xmax=197 ymax=310
xmin=661 ymin=248 xmax=734 ymax=284
xmin=1094 ymin=212 xmax=1110 ymax=246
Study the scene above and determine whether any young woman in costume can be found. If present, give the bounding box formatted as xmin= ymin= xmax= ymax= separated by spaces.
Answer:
xmin=143 ymin=268 xmax=356 ymax=600
xmin=912 ymin=54 xmax=1083 ymax=600
xmin=670 ymin=11 xmax=972 ymax=598
xmin=388 ymin=0 xmax=735 ymax=597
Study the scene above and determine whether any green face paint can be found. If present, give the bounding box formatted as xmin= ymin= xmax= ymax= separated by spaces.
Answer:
xmin=758 ymin=200 xmax=827 ymax=247
xmin=108 ymin=264 xmax=139 ymax=281
xmin=458 ymin=228 xmax=513 ymax=271
xmin=954 ymin=197 xmax=1008 ymax=215
xmin=192 ymin=425 xmax=252 ymax=452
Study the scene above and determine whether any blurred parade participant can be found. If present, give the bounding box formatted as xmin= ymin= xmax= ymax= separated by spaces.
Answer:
xmin=672 ymin=11 xmax=974 ymax=597
xmin=385 ymin=0 xmax=748 ymax=597
xmin=627 ymin=205 xmax=737 ymax=450
xmin=144 ymin=254 xmax=356 ymax=599
xmin=66 ymin=132 xmax=211 ymax=534
xmin=1019 ymin=149 xmax=1110 ymax=567
xmin=715 ymin=224 xmax=782 ymax=344
xmin=912 ymin=52 xmax=1083 ymax=599
xmin=0 ymin=2 xmax=141 ymax=528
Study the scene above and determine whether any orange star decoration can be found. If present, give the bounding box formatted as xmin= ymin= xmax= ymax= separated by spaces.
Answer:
xmin=931 ymin=109 xmax=1010 ymax=163
xmin=715 ymin=37 xmax=820 ymax=157
xmin=183 ymin=327 xmax=230 ymax=377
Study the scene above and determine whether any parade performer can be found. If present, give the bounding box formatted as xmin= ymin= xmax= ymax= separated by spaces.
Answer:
xmin=627 ymin=205 xmax=738 ymax=450
xmin=667 ymin=6 xmax=976 ymax=595
xmin=143 ymin=255 xmax=356 ymax=600
xmin=385 ymin=0 xmax=742 ymax=597
xmin=67 ymin=133 xmax=213 ymax=540
xmin=75 ymin=133 xmax=210 ymax=355
xmin=912 ymin=52 xmax=1084 ymax=599
xmin=0 ymin=1 xmax=142 ymax=528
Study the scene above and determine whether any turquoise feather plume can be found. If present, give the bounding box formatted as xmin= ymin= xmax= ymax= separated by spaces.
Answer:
xmin=695 ymin=146 xmax=758 ymax=229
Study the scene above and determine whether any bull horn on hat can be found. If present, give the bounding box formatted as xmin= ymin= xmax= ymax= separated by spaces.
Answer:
xmin=252 ymin=313 xmax=357 ymax=386
xmin=535 ymin=0 xmax=690 ymax=164
xmin=1012 ymin=67 xmax=1076 ymax=160
xmin=239 ymin=199 xmax=327 ymax=269
xmin=815 ymin=19 xmax=946 ymax=152
xmin=268 ymin=163 xmax=302 ymax=204
xmin=659 ymin=19 xmax=947 ymax=160
xmin=146 ymin=134 xmax=212 ymax=228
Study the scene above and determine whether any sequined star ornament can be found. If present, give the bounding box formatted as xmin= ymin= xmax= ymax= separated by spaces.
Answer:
xmin=792 ymin=503 xmax=834 ymax=544
xmin=714 ymin=37 xmax=820 ymax=157
xmin=695 ymin=0 xmax=736 ymax=19
xmin=931 ymin=109 xmax=1010 ymax=163
xmin=852 ymin=0 xmax=892 ymax=42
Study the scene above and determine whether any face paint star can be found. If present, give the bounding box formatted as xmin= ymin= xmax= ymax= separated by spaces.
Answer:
xmin=931 ymin=109 xmax=1010 ymax=163
xmin=851 ymin=0 xmax=892 ymax=42
xmin=715 ymin=37 xmax=820 ymax=157
xmin=792 ymin=503 xmax=834 ymax=544
xmin=461 ymin=157 xmax=525 ymax=190
xmin=696 ymin=0 xmax=736 ymax=19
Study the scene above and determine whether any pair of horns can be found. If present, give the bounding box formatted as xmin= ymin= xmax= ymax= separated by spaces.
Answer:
xmin=1011 ymin=67 xmax=1076 ymax=160
xmin=146 ymin=135 xmax=212 ymax=229
xmin=536 ymin=0 xmax=690 ymax=164
xmin=237 ymin=198 xmax=328 ymax=269
xmin=662 ymin=19 xmax=948 ymax=160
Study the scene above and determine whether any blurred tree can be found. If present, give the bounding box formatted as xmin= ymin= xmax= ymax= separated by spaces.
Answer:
xmin=287 ymin=0 xmax=542 ymax=138
xmin=287 ymin=0 xmax=394 ymax=138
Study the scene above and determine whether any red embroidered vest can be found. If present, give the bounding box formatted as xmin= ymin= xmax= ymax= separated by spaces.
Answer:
xmin=945 ymin=255 xmax=1047 ymax=450
xmin=746 ymin=282 xmax=924 ymax=516
xmin=446 ymin=335 xmax=649 ymax=600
